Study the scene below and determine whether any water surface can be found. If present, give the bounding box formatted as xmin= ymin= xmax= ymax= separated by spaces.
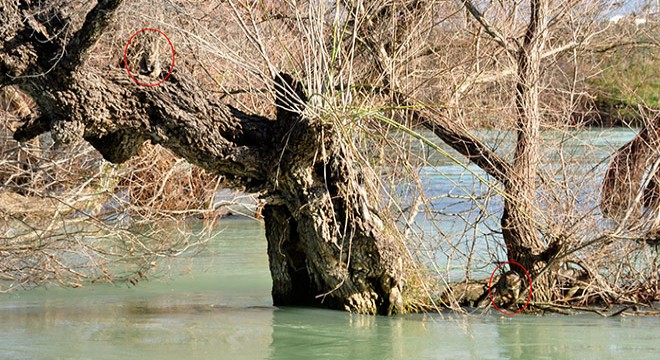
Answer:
xmin=1 ymin=217 xmax=658 ymax=359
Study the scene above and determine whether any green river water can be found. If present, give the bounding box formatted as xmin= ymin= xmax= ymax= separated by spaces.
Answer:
xmin=1 ymin=218 xmax=658 ymax=359
xmin=1 ymin=129 xmax=659 ymax=359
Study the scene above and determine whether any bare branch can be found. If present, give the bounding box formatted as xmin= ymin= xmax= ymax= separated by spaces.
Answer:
xmin=415 ymin=107 xmax=511 ymax=184
xmin=461 ymin=0 xmax=515 ymax=52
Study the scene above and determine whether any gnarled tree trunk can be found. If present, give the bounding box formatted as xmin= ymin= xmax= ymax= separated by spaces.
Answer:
xmin=1 ymin=0 xmax=406 ymax=314
xmin=262 ymin=79 xmax=406 ymax=313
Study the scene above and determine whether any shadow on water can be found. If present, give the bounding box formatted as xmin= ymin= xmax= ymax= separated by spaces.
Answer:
xmin=269 ymin=308 xmax=403 ymax=360
xmin=2 ymin=292 xmax=658 ymax=360
xmin=268 ymin=308 xmax=660 ymax=360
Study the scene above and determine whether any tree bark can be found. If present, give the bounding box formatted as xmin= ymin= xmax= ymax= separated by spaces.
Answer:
xmin=1 ymin=0 xmax=407 ymax=314
xmin=499 ymin=0 xmax=556 ymax=301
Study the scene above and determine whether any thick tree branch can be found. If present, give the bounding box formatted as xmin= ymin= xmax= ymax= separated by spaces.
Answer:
xmin=5 ymin=0 xmax=275 ymax=192
xmin=415 ymin=107 xmax=511 ymax=184
xmin=351 ymin=84 xmax=512 ymax=184
xmin=60 ymin=0 xmax=124 ymax=76
xmin=3 ymin=1 xmax=124 ymax=147
xmin=11 ymin=64 xmax=276 ymax=191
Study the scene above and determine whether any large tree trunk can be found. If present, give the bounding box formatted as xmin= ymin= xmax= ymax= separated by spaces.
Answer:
xmin=1 ymin=0 xmax=406 ymax=314
xmin=261 ymin=142 xmax=406 ymax=313
xmin=262 ymin=82 xmax=406 ymax=313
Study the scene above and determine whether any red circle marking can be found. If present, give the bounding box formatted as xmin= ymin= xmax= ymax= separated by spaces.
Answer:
xmin=123 ymin=28 xmax=175 ymax=87
xmin=487 ymin=260 xmax=533 ymax=316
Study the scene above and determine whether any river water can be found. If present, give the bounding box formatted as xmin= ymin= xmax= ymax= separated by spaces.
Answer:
xmin=1 ymin=129 xmax=659 ymax=359
xmin=1 ymin=217 xmax=658 ymax=359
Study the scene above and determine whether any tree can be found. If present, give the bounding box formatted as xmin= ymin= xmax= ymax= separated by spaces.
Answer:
xmin=2 ymin=0 xmax=657 ymax=314
xmin=1 ymin=0 xmax=409 ymax=314
xmin=339 ymin=0 xmax=658 ymax=309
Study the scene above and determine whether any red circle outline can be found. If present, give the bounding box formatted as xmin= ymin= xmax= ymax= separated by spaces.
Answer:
xmin=123 ymin=28 xmax=175 ymax=87
xmin=487 ymin=260 xmax=533 ymax=316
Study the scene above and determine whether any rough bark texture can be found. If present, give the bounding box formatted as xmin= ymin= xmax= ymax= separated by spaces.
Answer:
xmin=263 ymin=76 xmax=405 ymax=313
xmin=1 ymin=0 xmax=406 ymax=314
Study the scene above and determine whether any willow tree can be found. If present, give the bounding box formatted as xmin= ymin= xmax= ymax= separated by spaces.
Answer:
xmin=325 ymin=0 xmax=658 ymax=308
xmin=1 ymin=0 xmax=409 ymax=314
xmin=2 ymin=0 xmax=657 ymax=315
xmin=335 ymin=0 xmax=568 ymax=302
